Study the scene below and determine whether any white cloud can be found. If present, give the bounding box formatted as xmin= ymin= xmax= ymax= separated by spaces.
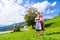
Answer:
xmin=32 ymin=1 xmax=56 ymax=13
xmin=0 ymin=0 xmax=26 ymax=26
xmin=0 ymin=0 xmax=57 ymax=26
xmin=51 ymin=2 xmax=56 ymax=7
xmin=32 ymin=1 xmax=50 ymax=12
xmin=45 ymin=16 xmax=54 ymax=19
xmin=46 ymin=9 xmax=55 ymax=14
xmin=51 ymin=10 xmax=55 ymax=13
xmin=24 ymin=1 xmax=33 ymax=8
xmin=46 ymin=9 xmax=51 ymax=14
xmin=17 ymin=0 xmax=23 ymax=4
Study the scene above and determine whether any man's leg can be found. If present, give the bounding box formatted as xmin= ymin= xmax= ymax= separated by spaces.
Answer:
xmin=41 ymin=22 xmax=46 ymax=35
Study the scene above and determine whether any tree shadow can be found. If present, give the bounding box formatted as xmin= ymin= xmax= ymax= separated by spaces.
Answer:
xmin=47 ymin=32 xmax=60 ymax=35
xmin=45 ymin=22 xmax=54 ymax=28
xmin=11 ymin=30 xmax=24 ymax=33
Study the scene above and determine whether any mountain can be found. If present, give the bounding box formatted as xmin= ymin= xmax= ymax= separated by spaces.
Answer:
xmin=0 ymin=22 xmax=25 ymax=31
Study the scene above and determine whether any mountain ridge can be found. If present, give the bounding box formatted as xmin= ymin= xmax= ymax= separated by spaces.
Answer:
xmin=0 ymin=22 xmax=25 ymax=31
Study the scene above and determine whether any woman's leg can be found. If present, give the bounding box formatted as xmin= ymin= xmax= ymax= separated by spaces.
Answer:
xmin=36 ymin=30 xmax=40 ymax=37
xmin=36 ymin=22 xmax=41 ymax=37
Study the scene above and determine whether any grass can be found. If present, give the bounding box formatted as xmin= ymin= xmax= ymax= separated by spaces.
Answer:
xmin=0 ymin=15 xmax=60 ymax=40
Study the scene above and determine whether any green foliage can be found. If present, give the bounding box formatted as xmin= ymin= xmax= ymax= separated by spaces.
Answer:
xmin=13 ymin=26 xmax=20 ymax=32
xmin=25 ymin=7 xmax=37 ymax=29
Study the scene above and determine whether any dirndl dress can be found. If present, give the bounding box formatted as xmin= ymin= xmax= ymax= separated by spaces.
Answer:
xmin=36 ymin=22 xmax=42 ymax=30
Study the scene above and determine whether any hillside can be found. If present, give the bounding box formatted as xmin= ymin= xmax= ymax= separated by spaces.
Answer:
xmin=0 ymin=15 xmax=60 ymax=40
xmin=45 ymin=15 xmax=60 ymax=28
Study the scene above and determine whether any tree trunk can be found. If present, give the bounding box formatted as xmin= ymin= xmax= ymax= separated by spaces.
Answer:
xmin=31 ymin=24 xmax=35 ymax=29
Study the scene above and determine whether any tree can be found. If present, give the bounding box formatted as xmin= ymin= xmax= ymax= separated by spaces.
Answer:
xmin=13 ymin=25 xmax=20 ymax=32
xmin=25 ymin=7 xmax=37 ymax=29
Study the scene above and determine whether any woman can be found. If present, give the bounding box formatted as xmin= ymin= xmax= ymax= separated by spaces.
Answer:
xmin=35 ymin=13 xmax=42 ymax=37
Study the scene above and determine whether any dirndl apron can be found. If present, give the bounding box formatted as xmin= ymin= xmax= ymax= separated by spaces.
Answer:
xmin=36 ymin=22 xmax=42 ymax=30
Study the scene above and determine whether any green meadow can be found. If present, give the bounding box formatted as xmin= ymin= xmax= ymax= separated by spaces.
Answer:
xmin=0 ymin=15 xmax=60 ymax=40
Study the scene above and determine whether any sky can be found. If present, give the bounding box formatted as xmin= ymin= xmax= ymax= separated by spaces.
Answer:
xmin=0 ymin=0 xmax=60 ymax=26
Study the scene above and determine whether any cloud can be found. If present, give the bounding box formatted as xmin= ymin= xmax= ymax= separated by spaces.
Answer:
xmin=32 ymin=1 xmax=56 ymax=13
xmin=24 ymin=1 xmax=33 ymax=8
xmin=44 ymin=16 xmax=54 ymax=19
xmin=51 ymin=2 xmax=56 ymax=7
xmin=0 ymin=0 xmax=57 ymax=26
xmin=46 ymin=9 xmax=55 ymax=14
xmin=51 ymin=10 xmax=55 ymax=13
xmin=32 ymin=1 xmax=50 ymax=12
xmin=0 ymin=0 xmax=26 ymax=26
xmin=17 ymin=0 xmax=23 ymax=4
xmin=46 ymin=9 xmax=51 ymax=14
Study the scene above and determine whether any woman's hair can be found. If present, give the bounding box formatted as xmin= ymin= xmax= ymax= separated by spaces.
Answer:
xmin=35 ymin=12 xmax=42 ymax=17
xmin=38 ymin=12 xmax=42 ymax=14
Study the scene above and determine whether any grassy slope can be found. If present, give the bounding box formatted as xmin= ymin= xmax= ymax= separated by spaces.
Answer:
xmin=0 ymin=15 xmax=60 ymax=40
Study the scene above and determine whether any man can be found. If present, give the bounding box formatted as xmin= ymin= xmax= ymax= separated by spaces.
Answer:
xmin=38 ymin=12 xmax=46 ymax=35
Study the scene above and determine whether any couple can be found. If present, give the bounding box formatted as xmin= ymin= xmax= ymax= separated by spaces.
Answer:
xmin=35 ymin=12 xmax=46 ymax=37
